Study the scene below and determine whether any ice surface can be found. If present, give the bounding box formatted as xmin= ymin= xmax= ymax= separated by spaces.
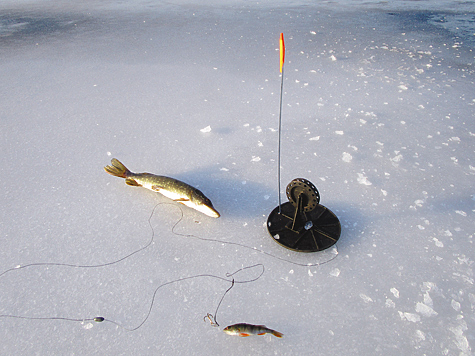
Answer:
xmin=1 ymin=0 xmax=474 ymax=355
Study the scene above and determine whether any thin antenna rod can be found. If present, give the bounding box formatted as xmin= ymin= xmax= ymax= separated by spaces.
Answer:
xmin=277 ymin=65 xmax=284 ymax=214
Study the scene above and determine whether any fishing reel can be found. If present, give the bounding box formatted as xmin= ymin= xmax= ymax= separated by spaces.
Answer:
xmin=267 ymin=178 xmax=341 ymax=252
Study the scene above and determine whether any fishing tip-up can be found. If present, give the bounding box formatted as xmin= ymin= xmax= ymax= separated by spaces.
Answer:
xmin=268 ymin=34 xmax=341 ymax=252
xmin=267 ymin=178 xmax=341 ymax=252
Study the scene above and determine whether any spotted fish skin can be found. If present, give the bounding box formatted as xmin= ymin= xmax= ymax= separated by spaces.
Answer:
xmin=223 ymin=323 xmax=283 ymax=338
xmin=104 ymin=158 xmax=220 ymax=218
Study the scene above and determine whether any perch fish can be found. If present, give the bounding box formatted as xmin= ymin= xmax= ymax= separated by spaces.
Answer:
xmin=104 ymin=158 xmax=220 ymax=218
xmin=223 ymin=323 xmax=283 ymax=338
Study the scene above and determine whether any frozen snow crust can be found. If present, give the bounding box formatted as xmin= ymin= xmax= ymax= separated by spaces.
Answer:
xmin=1 ymin=1 xmax=474 ymax=355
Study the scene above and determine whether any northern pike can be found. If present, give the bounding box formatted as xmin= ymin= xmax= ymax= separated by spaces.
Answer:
xmin=223 ymin=323 xmax=283 ymax=338
xmin=104 ymin=158 xmax=220 ymax=218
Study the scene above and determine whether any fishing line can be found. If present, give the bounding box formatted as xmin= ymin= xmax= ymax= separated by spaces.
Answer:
xmin=0 ymin=202 xmax=336 ymax=281
xmin=0 ymin=203 xmax=264 ymax=330
xmin=0 ymin=200 xmax=336 ymax=329
xmin=0 ymin=264 xmax=264 ymax=330
xmin=98 ymin=264 xmax=264 ymax=331
xmin=169 ymin=206 xmax=339 ymax=267
xmin=0 ymin=314 xmax=98 ymax=323
xmin=204 ymin=278 xmax=234 ymax=327
xmin=0 ymin=203 xmax=171 ymax=280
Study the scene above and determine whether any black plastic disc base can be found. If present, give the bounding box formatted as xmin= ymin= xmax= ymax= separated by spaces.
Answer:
xmin=267 ymin=202 xmax=341 ymax=252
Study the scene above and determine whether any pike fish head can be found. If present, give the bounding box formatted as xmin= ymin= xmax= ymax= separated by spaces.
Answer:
xmin=191 ymin=191 xmax=220 ymax=218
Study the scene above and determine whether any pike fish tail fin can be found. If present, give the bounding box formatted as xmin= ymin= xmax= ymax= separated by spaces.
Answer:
xmin=104 ymin=158 xmax=130 ymax=178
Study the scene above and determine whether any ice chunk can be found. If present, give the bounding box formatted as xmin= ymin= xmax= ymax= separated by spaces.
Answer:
xmin=357 ymin=173 xmax=372 ymax=186
xmin=415 ymin=302 xmax=438 ymax=317
xmin=342 ymin=152 xmax=353 ymax=163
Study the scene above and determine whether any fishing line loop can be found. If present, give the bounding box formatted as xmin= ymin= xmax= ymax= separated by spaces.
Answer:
xmin=0 ymin=203 xmax=171 ymax=280
xmin=169 ymin=204 xmax=339 ymax=267
xmin=0 ymin=201 xmax=336 ymax=329
xmin=204 ymin=277 xmax=235 ymax=327
xmin=106 ymin=264 xmax=263 ymax=331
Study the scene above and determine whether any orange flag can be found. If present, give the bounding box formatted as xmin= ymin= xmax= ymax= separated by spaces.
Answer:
xmin=279 ymin=33 xmax=285 ymax=73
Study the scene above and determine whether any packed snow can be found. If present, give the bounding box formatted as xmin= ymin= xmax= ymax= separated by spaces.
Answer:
xmin=1 ymin=0 xmax=474 ymax=355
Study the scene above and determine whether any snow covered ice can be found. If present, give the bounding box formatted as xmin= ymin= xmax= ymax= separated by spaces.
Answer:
xmin=1 ymin=0 xmax=474 ymax=355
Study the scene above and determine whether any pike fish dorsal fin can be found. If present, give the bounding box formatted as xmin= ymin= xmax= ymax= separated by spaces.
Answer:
xmin=126 ymin=178 xmax=141 ymax=186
